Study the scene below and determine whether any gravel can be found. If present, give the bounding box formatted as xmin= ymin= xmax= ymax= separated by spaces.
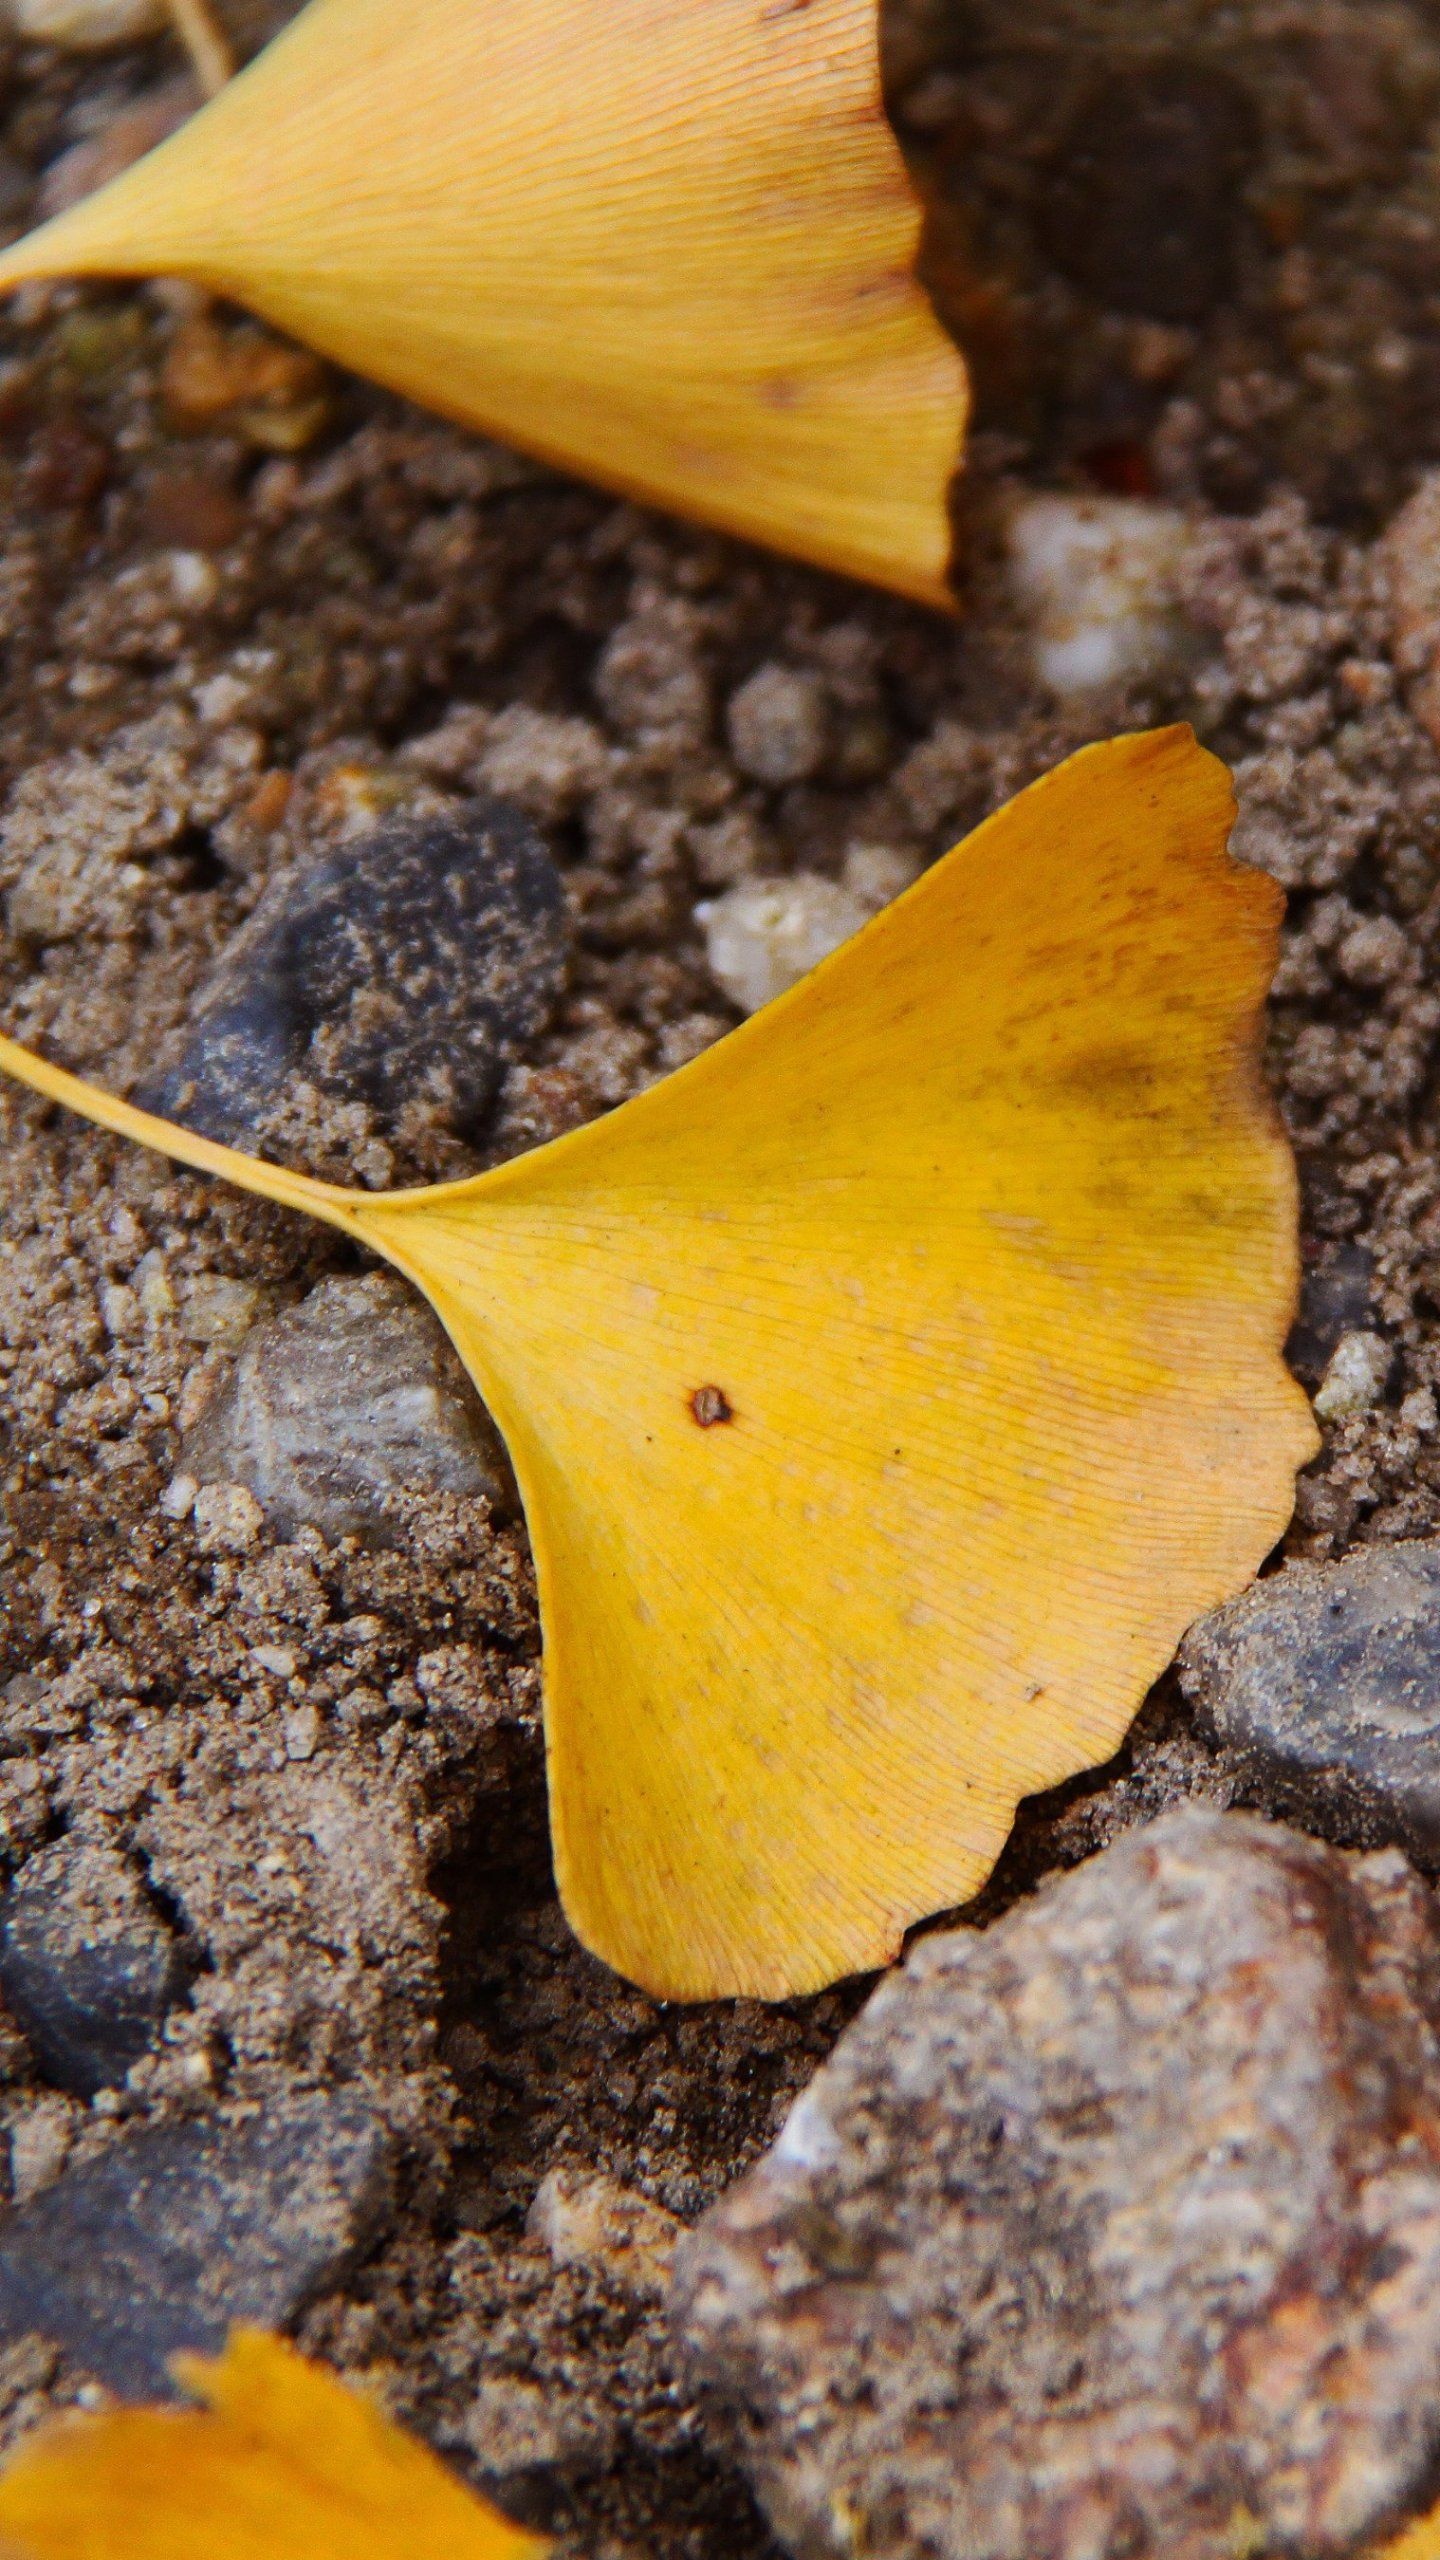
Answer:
xmin=726 ymin=666 xmax=832 ymax=789
xmin=1314 ymin=1326 xmax=1395 ymax=1419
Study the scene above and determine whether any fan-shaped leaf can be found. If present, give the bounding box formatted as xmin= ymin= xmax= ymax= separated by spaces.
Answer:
xmin=0 ymin=0 xmax=966 ymax=603
xmin=0 ymin=727 xmax=1317 ymax=1998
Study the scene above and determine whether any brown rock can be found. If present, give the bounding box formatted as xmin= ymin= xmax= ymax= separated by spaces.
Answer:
xmin=23 ymin=418 xmax=110 ymax=518
xmin=141 ymin=468 xmax=247 ymax=555
xmin=161 ymin=312 xmax=330 ymax=454
xmin=673 ymin=1808 xmax=1440 ymax=2560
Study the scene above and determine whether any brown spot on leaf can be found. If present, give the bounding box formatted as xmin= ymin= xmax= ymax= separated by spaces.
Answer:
xmin=690 ymin=1386 xmax=734 ymax=1428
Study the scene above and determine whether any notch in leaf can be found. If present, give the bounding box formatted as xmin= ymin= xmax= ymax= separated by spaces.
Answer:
xmin=0 ymin=0 xmax=967 ymax=605
xmin=0 ymin=728 xmax=1317 ymax=2001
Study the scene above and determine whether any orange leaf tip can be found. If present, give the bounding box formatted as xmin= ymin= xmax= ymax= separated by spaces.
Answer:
xmin=0 ymin=2326 xmax=545 ymax=2560
xmin=0 ymin=727 xmax=1318 ymax=2001
xmin=0 ymin=0 xmax=967 ymax=605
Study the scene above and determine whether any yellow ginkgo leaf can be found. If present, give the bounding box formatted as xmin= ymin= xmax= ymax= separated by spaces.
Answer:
xmin=1375 ymin=2498 xmax=1440 ymax=2560
xmin=0 ymin=2326 xmax=544 ymax=2560
xmin=0 ymin=726 xmax=1317 ymax=2001
xmin=0 ymin=0 xmax=966 ymax=606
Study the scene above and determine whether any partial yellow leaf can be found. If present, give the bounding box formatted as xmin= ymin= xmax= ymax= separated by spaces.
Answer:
xmin=0 ymin=2326 xmax=544 ymax=2560
xmin=0 ymin=726 xmax=1318 ymax=2000
xmin=0 ymin=0 xmax=965 ymax=605
xmin=1370 ymin=2498 xmax=1440 ymax=2560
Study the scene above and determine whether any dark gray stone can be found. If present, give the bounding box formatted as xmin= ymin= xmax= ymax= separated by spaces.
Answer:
xmin=0 ymin=2093 xmax=392 ymax=2396
xmin=184 ymin=1269 xmax=516 ymax=1545
xmin=674 ymin=1808 xmax=1440 ymax=2560
xmin=1286 ymin=1240 xmax=1377 ymax=1385
xmin=136 ymin=800 xmax=569 ymax=1149
xmin=0 ymin=1841 xmax=191 ymax=2100
xmin=1179 ymin=1541 xmax=1440 ymax=1863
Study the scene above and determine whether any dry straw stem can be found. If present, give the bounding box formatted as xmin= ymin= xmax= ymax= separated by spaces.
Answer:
xmin=164 ymin=0 xmax=237 ymax=100
xmin=0 ymin=2326 xmax=544 ymax=2560
xmin=0 ymin=0 xmax=966 ymax=604
xmin=0 ymin=729 xmax=1316 ymax=2000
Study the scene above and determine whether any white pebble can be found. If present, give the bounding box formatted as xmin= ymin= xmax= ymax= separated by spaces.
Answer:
xmin=283 ymin=1702 xmax=321 ymax=1761
xmin=11 ymin=0 xmax=163 ymax=47
xmin=1314 ymin=1330 xmax=1392 ymax=1421
xmin=193 ymin=672 xmax=252 ymax=726
xmin=166 ymin=548 xmax=221 ymax=611
xmin=159 ymin=1470 xmax=198 ymax=1521
xmin=1336 ymin=913 xmax=1409 ymax=990
xmin=1008 ymin=494 xmax=1192 ymax=698
xmin=698 ymin=875 xmax=869 ymax=1015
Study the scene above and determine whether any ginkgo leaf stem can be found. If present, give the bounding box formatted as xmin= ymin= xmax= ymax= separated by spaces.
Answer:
xmin=0 ymin=1030 xmax=358 ymax=1234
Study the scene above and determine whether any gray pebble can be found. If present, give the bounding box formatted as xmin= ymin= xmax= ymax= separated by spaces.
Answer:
xmin=1179 ymin=1540 xmax=1440 ymax=1863
xmin=136 ymin=800 xmax=569 ymax=1152
xmin=1286 ymin=1241 xmax=1376 ymax=1385
xmin=726 ymin=666 xmax=830 ymax=788
xmin=0 ymin=2093 xmax=392 ymax=2397
xmin=674 ymin=1807 xmax=1440 ymax=2560
xmin=0 ymin=1840 xmax=190 ymax=2101
xmin=183 ymin=1270 xmax=516 ymax=1547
